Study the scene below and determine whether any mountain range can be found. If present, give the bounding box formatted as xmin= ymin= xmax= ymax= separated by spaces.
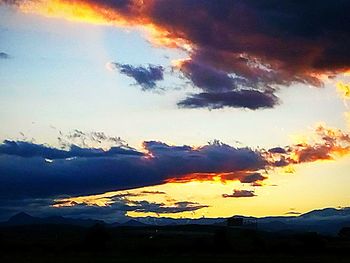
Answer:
xmin=1 ymin=207 xmax=349 ymax=236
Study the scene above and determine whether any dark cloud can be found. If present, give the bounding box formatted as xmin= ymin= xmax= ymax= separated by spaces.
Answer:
xmin=0 ymin=139 xmax=266 ymax=200
xmin=129 ymin=200 xmax=208 ymax=214
xmin=268 ymin=147 xmax=287 ymax=154
xmin=178 ymin=90 xmax=279 ymax=110
xmin=112 ymin=63 xmax=164 ymax=90
xmin=177 ymin=59 xmax=242 ymax=93
xmin=175 ymin=56 xmax=281 ymax=109
xmin=0 ymin=140 xmax=142 ymax=159
xmin=126 ymin=0 xmax=350 ymax=108
xmin=239 ymin=172 xmax=266 ymax=184
xmin=147 ymin=0 xmax=350 ymax=78
xmin=2 ymin=125 xmax=349 ymax=202
xmin=222 ymin=189 xmax=256 ymax=198
xmin=0 ymin=52 xmax=10 ymax=59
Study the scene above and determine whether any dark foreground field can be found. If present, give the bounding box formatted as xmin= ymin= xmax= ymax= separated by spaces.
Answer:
xmin=2 ymin=253 xmax=350 ymax=263
xmin=1 ymin=224 xmax=349 ymax=263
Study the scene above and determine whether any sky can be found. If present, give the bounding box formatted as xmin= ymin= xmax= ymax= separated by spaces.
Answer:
xmin=0 ymin=0 xmax=350 ymax=222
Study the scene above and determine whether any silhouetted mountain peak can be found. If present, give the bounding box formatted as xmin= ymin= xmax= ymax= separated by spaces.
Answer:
xmin=3 ymin=212 xmax=105 ymax=227
xmin=301 ymin=207 xmax=350 ymax=218
xmin=8 ymin=212 xmax=38 ymax=224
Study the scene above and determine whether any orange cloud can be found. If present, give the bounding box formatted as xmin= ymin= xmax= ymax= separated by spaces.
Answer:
xmin=18 ymin=0 xmax=137 ymax=25
xmin=157 ymin=124 xmax=350 ymax=186
xmin=16 ymin=0 xmax=192 ymax=51
xmin=293 ymin=126 xmax=350 ymax=162
xmin=165 ymin=171 xmax=267 ymax=186
xmin=266 ymin=125 xmax=350 ymax=168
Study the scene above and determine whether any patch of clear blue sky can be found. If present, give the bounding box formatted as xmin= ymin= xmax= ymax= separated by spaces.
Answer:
xmin=0 ymin=6 xmax=347 ymax=150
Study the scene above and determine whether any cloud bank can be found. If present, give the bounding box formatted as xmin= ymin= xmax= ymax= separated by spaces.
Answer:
xmin=0 ymin=140 xmax=266 ymax=200
xmin=0 ymin=124 xmax=349 ymax=220
xmin=1 ymin=124 xmax=349 ymax=202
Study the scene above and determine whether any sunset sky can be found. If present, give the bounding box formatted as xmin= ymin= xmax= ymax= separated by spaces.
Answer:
xmin=0 ymin=0 xmax=350 ymax=222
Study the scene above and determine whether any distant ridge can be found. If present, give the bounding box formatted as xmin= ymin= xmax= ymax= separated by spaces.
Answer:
xmin=119 ymin=219 xmax=149 ymax=227
xmin=7 ymin=212 xmax=38 ymax=225
xmin=1 ymin=207 xmax=349 ymax=235
xmin=300 ymin=207 xmax=350 ymax=218
xmin=2 ymin=212 xmax=104 ymax=227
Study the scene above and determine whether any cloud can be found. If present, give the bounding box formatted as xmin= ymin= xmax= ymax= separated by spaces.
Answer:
xmin=175 ymin=59 xmax=241 ymax=93
xmin=268 ymin=147 xmax=287 ymax=154
xmin=0 ymin=194 xmax=208 ymax=222
xmin=111 ymin=63 xmax=164 ymax=90
xmin=285 ymin=211 xmax=301 ymax=215
xmin=174 ymin=56 xmax=280 ymax=110
xmin=126 ymin=200 xmax=208 ymax=214
xmin=4 ymin=0 xmax=350 ymax=109
xmin=0 ymin=139 xmax=143 ymax=159
xmin=264 ymin=125 xmax=350 ymax=168
xmin=0 ymin=125 xmax=349 ymax=220
xmin=1 ymin=124 xmax=350 ymax=201
xmin=0 ymin=139 xmax=266 ymax=200
xmin=177 ymin=90 xmax=279 ymax=110
xmin=0 ymin=52 xmax=10 ymax=59
xmin=238 ymin=172 xmax=266 ymax=184
xmin=222 ymin=189 xmax=256 ymax=198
